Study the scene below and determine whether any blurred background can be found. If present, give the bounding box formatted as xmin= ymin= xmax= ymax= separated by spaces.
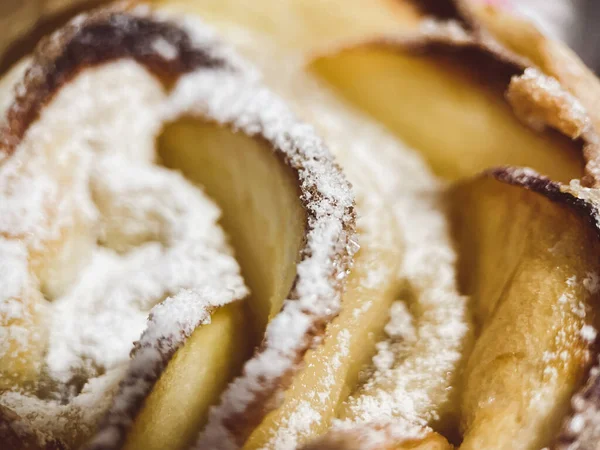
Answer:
xmin=487 ymin=0 xmax=600 ymax=71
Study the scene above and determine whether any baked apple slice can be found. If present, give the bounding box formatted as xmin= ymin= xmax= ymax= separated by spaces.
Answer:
xmin=0 ymin=6 xmax=355 ymax=450
xmin=309 ymin=35 xmax=588 ymax=183
xmin=301 ymin=170 xmax=600 ymax=450
xmin=452 ymin=169 xmax=600 ymax=450
xmin=304 ymin=18 xmax=600 ymax=450
xmin=223 ymin=29 xmax=469 ymax=450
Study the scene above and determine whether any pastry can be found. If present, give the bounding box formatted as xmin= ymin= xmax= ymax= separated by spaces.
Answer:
xmin=301 ymin=3 xmax=600 ymax=449
xmin=182 ymin=1 xmax=600 ymax=449
xmin=0 ymin=4 xmax=354 ymax=450
xmin=2 ymin=1 xmax=600 ymax=450
xmin=0 ymin=0 xmax=111 ymax=73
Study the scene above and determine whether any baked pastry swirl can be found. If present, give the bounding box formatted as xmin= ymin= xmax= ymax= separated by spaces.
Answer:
xmin=2 ymin=1 xmax=600 ymax=450
xmin=0 ymin=4 xmax=354 ymax=450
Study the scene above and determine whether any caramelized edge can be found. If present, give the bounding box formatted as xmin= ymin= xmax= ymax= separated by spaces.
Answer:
xmin=405 ymin=0 xmax=600 ymax=187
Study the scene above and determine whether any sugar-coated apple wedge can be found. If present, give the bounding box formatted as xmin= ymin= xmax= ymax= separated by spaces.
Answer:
xmin=0 ymin=6 xmax=355 ymax=450
xmin=309 ymin=35 xmax=586 ymax=182
xmin=122 ymin=303 xmax=248 ymax=450
xmin=450 ymin=169 xmax=600 ymax=450
xmin=217 ymin=26 xmax=469 ymax=449
xmin=157 ymin=118 xmax=306 ymax=338
xmin=244 ymin=198 xmax=403 ymax=450
xmin=302 ymin=422 xmax=453 ymax=450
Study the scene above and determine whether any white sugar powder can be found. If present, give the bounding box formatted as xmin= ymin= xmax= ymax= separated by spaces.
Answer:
xmin=201 ymin=25 xmax=470 ymax=449
xmin=0 ymin=60 xmax=246 ymax=447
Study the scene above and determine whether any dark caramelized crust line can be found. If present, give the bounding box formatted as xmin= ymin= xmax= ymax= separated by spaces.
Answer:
xmin=403 ymin=0 xmax=491 ymax=32
xmin=83 ymin=305 xmax=219 ymax=450
xmin=313 ymin=19 xmax=524 ymax=92
xmin=406 ymin=0 xmax=600 ymax=187
xmin=489 ymin=167 xmax=600 ymax=450
xmin=412 ymin=0 xmax=460 ymax=20
xmin=407 ymin=0 xmax=476 ymax=28
xmin=334 ymin=24 xmax=598 ymax=185
xmin=490 ymin=168 xmax=600 ymax=241
xmin=0 ymin=5 xmax=227 ymax=156
xmin=379 ymin=34 xmax=524 ymax=91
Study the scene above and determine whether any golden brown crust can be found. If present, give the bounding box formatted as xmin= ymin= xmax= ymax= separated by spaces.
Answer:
xmin=506 ymin=69 xmax=600 ymax=187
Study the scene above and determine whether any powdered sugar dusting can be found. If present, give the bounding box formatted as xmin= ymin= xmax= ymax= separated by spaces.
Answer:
xmin=311 ymin=419 xmax=431 ymax=450
xmin=203 ymin=25 xmax=469 ymax=448
xmin=0 ymin=9 xmax=355 ymax=447
xmin=580 ymin=325 xmax=597 ymax=343
xmin=556 ymin=355 xmax=600 ymax=450
xmin=151 ymin=37 xmax=178 ymax=60
xmin=0 ymin=8 xmax=353 ymax=449
xmin=148 ymin=22 xmax=356 ymax=450
xmin=0 ymin=50 xmax=247 ymax=447
xmin=507 ymin=67 xmax=591 ymax=138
